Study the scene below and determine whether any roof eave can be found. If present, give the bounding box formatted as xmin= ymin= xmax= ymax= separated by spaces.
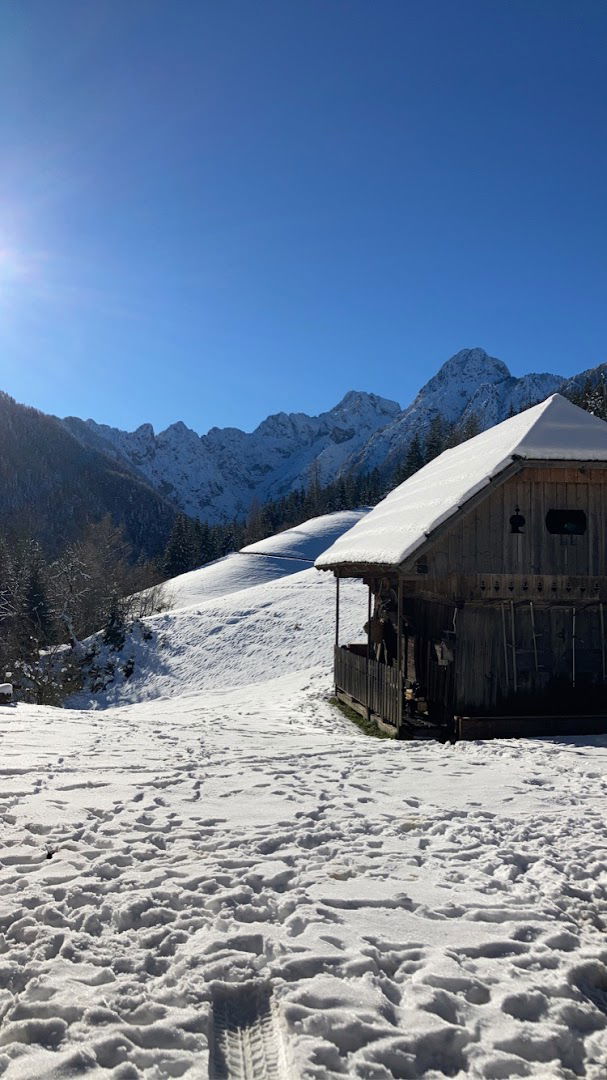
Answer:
xmin=315 ymin=454 xmax=607 ymax=577
xmin=315 ymin=561 xmax=397 ymax=579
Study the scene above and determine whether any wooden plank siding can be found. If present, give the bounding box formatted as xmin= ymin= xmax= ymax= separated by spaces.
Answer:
xmin=450 ymin=601 xmax=607 ymax=714
xmin=398 ymin=462 xmax=607 ymax=720
xmin=331 ymin=461 xmax=607 ymax=736
xmin=407 ymin=463 xmax=607 ymax=582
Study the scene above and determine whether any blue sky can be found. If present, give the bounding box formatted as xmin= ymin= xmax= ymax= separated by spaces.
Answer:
xmin=1 ymin=1 xmax=606 ymax=433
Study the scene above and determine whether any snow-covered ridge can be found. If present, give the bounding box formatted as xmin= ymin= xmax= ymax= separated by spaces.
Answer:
xmin=163 ymin=509 xmax=368 ymax=613
xmin=63 ymin=391 xmax=400 ymax=523
xmin=62 ymin=348 xmax=584 ymax=523
xmin=347 ymin=348 xmax=563 ymax=475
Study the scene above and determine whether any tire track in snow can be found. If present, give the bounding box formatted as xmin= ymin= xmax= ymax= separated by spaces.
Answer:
xmin=209 ymin=982 xmax=289 ymax=1080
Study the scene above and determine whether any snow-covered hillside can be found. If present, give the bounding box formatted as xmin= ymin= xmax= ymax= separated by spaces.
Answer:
xmin=62 ymin=348 xmax=570 ymax=523
xmin=163 ymin=510 xmax=368 ymax=611
xmin=70 ymin=512 xmax=368 ymax=707
xmin=74 ymin=567 xmax=365 ymax=708
xmin=2 ymin=512 xmax=607 ymax=1078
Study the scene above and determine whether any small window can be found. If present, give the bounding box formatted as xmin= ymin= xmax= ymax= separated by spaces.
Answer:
xmin=545 ymin=509 xmax=587 ymax=535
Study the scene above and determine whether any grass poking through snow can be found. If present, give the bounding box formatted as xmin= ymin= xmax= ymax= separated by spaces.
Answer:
xmin=329 ymin=695 xmax=394 ymax=739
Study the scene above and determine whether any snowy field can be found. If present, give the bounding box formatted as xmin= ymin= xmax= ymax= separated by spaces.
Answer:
xmin=1 ymin=514 xmax=607 ymax=1078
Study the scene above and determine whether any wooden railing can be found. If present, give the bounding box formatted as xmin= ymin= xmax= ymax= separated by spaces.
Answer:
xmin=334 ymin=645 xmax=401 ymax=728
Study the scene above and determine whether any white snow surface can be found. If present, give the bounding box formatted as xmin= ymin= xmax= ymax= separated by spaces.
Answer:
xmin=240 ymin=511 xmax=369 ymax=562
xmin=317 ymin=394 xmax=607 ymax=569
xmin=162 ymin=510 xmax=367 ymax=612
xmin=2 ymin=510 xmax=607 ymax=1078
xmin=72 ymin=567 xmax=365 ymax=708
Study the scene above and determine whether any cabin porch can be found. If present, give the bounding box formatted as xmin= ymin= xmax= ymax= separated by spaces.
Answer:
xmin=333 ymin=643 xmax=448 ymax=739
xmin=333 ymin=574 xmax=454 ymax=739
xmin=333 ymin=576 xmax=607 ymax=741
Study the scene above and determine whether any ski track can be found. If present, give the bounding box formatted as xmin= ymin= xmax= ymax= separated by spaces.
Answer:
xmin=0 ymin=675 xmax=607 ymax=1078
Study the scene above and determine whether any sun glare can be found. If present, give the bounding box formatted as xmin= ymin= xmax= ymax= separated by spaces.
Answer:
xmin=0 ymin=244 xmax=30 ymax=284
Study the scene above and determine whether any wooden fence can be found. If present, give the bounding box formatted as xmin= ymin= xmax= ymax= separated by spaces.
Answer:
xmin=334 ymin=645 xmax=401 ymax=728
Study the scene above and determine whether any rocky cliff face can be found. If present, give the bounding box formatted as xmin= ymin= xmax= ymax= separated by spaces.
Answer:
xmin=63 ymin=391 xmax=402 ymax=521
xmin=348 ymin=348 xmax=563 ymax=474
xmin=62 ymin=348 xmax=595 ymax=522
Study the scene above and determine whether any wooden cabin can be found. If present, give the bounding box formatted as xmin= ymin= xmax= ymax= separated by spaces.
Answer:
xmin=316 ymin=394 xmax=607 ymax=740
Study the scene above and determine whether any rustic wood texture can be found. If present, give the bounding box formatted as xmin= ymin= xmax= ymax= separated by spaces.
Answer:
xmin=415 ymin=463 xmax=607 ymax=581
xmin=401 ymin=573 xmax=607 ymax=604
xmin=457 ymin=714 xmax=607 ymax=740
xmin=334 ymin=645 xmax=401 ymax=728
xmin=331 ymin=461 xmax=607 ymax=736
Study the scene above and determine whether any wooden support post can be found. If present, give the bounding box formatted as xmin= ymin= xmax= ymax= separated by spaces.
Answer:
xmin=334 ymin=573 xmax=340 ymax=696
xmin=572 ymin=607 xmax=576 ymax=688
xmin=529 ymin=602 xmax=539 ymax=673
xmin=510 ymin=600 xmax=518 ymax=694
xmin=397 ymin=577 xmax=403 ymax=733
xmin=501 ymin=603 xmax=509 ymax=692
xmin=366 ymin=583 xmax=372 ymax=722
xmin=600 ymin=602 xmax=606 ymax=681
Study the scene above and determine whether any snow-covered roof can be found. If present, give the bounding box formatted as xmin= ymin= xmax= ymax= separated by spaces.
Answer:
xmin=316 ymin=394 xmax=607 ymax=570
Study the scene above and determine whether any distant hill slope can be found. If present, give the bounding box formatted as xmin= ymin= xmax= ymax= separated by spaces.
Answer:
xmin=0 ymin=392 xmax=177 ymax=557
xmin=70 ymin=509 xmax=369 ymax=707
xmin=62 ymin=347 xmax=586 ymax=523
xmin=240 ymin=509 xmax=368 ymax=561
xmin=163 ymin=509 xmax=367 ymax=611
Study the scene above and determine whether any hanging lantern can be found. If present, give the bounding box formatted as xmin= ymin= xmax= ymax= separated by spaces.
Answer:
xmin=510 ymin=506 xmax=525 ymax=534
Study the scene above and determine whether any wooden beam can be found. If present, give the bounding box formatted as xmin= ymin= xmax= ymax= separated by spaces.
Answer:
xmin=514 ymin=459 xmax=607 ymax=472
xmin=397 ymin=576 xmax=403 ymax=733
xmin=366 ymin=584 xmax=372 ymax=723
xmin=457 ymin=713 xmax=607 ymax=740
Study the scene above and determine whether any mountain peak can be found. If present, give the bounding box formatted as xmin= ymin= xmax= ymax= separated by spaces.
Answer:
xmin=330 ymin=390 xmax=401 ymax=419
xmin=430 ymin=347 xmax=510 ymax=385
xmin=158 ymin=420 xmax=202 ymax=447
xmin=134 ymin=422 xmax=155 ymax=439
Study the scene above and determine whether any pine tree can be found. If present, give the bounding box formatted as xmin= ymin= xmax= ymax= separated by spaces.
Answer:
xmin=424 ymin=415 xmax=451 ymax=463
xmin=104 ymin=594 xmax=126 ymax=650
xmin=571 ymin=373 xmax=607 ymax=420
xmin=446 ymin=412 xmax=481 ymax=449
xmin=193 ymin=520 xmax=214 ymax=565
xmin=393 ymin=432 xmax=425 ymax=485
xmin=23 ymin=552 xmax=53 ymax=641
xmin=162 ymin=514 xmax=196 ymax=578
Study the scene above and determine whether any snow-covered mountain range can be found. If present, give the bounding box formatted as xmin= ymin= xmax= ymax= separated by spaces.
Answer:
xmin=62 ymin=348 xmax=602 ymax=523
xmin=64 ymin=390 xmax=400 ymax=522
